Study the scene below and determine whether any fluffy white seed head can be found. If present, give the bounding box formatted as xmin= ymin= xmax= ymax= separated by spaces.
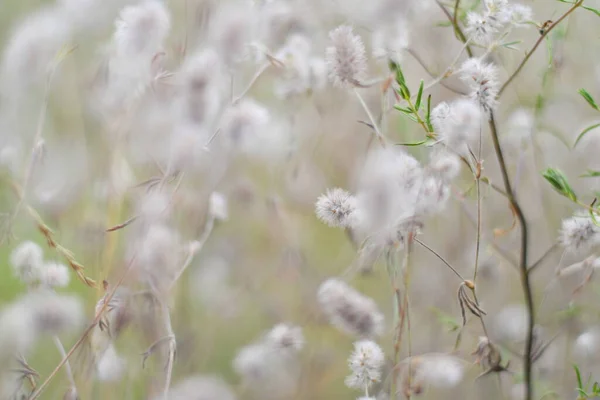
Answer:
xmin=325 ymin=25 xmax=367 ymax=89
xmin=220 ymin=99 xmax=270 ymax=150
xmin=415 ymin=354 xmax=465 ymax=388
xmin=163 ymin=375 xmax=238 ymax=400
xmin=317 ymin=278 xmax=384 ymax=338
xmin=493 ymin=304 xmax=529 ymax=343
xmin=428 ymin=150 xmax=462 ymax=182
xmin=315 ymin=188 xmax=357 ymax=228
xmin=96 ymin=344 xmax=126 ymax=382
xmin=466 ymin=12 xmax=496 ymax=45
xmin=266 ymin=324 xmax=305 ymax=353
xmin=433 ymin=98 xmax=481 ymax=155
xmin=113 ymin=1 xmax=170 ymax=57
xmin=345 ymin=340 xmax=385 ymax=390
xmin=559 ymin=213 xmax=600 ymax=253
xmin=10 ymin=241 xmax=44 ymax=285
xmin=460 ymin=58 xmax=499 ymax=113
xmin=209 ymin=192 xmax=229 ymax=221
xmin=509 ymin=4 xmax=533 ymax=26
xmin=39 ymin=262 xmax=70 ymax=288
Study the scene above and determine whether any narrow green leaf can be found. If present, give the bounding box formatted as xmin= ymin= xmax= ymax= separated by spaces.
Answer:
xmin=575 ymin=365 xmax=584 ymax=390
xmin=573 ymin=122 xmax=600 ymax=148
xmin=394 ymin=139 xmax=429 ymax=147
xmin=542 ymin=168 xmax=578 ymax=202
xmin=394 ymin=105 xmax=414 ymax=114
xmin=580 ymin=170 xmax=600 ymax=178
xmin=583 ymin=5 xmax=600 ymax=18
xmin=415 ymin=80 xmax=424 ymax=110
xmin=579 ymin=89 xmax=600 ymax=111
xmin=425 ymin=95 xmax=434 ymax=132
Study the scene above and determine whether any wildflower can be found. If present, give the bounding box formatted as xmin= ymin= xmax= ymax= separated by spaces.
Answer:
xmin=433 ymin=98 xmax=481 ymax=155
xmin=509 ymin=4 xmax=533 ymax=26
xmin=266 ymin=324 xmax=304 ymax=352
xmin=325 ymin=25 xmax=367 ymax=88
xmin=559 ymin=213 xmax=600 ymax=253
xmin=10 ymin=241 xmax=43 ymax=285
xmin=39 ymin=262 xmax=70 ymax=288
xmin=574 ymin=329 xmax=600 ymax=359
xmin=96 ymin=344 xmax=126 ymax=382
xmin=493 ymin=304 xmax=528 ymax=343
xmin=428 ymin=150 xmax=461 ymax=182
xmin=315 ymin=188 xmax=357 ymax=228
xmin=113 ymin=1 xmax=170 ymax=57
xmin=162 ymin=375 xmax=237 ymax=400
xmin=317 ymin=278 xmax=384 ymax=338
xmin=220 ymin=99 xmax=270 ymax=149
xmin=466 ymin=12 xmax=496 ymax=45
xmin=345 ymin=340 xmax=385 ymax=390
xmin=460 ymin=58 xmax=500 ymax=113
xmin=209 ymin=192 xmax=229 ymax=221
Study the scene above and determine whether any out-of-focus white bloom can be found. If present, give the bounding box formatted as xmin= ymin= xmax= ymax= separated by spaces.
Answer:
xmin=460 ymin=58 xmax=499 ymax=113
xmin=191 ymin=257 xmax=238 ymax=317
xmin=220 ymin=99 xmax=270 ymax=149
xmin=208 ymin=3 xmax=255 ymax=66
xmin=209 ymin=192 xmax=229 ymax=221
xmin=372 ymin=21 xmax=409 ymax=63
xmin=315 ymin=188 xmax=357 ymax=228
xmin=1 ymin=7 xmax=72 ymax=92
xmin=10 ymin=241 xmax=44 ymax=285
xmin=96 ymin=343 xmax=126 ymax=382
xmin=178 ymin=49 xmax=225 ymax=126
xmin=29 ymin=292 xmax=84 ymax=335
xmin=266 ymin=324 xmax=304 ymax=352
xmin=415 ymin=175 xmax=450 ymax=215
xmin=39 ymin=262 xmax=70 ymax=288
xmin=509 ymin=4 xmax=533 ymax=26
xmin=326 ymin=25 xmax=367 ymax=89
xmin=433 ymin=99 xmax=481 ymax=155
xmin=0 ymin=299 xmax=37 ymax=356
xmin=137 ymin=191 xmax=171 ymax=223
xmin=317 ymin=278 xmax=384 ymax=338
xmin=559 ymin=213 xmax=600 ymax=253
xmin=574 ymin=329 xmax=600 ymax=359
xmin=0 ymin=145 xmax=20 ymax=176
xmin=493 ymin=304 xmax=528 ymax=343
xmin=163 ymin=375 xmax=238 ymax=400
xmin=428 ymin=150 xmax=461 ymax=182
xmin=418 ymin=354 xmax=464 ymax=388
xmin=113 ymin=1 xmax=170 ymax=57
xmin=345 ymin=340 xmax=385 ymax=390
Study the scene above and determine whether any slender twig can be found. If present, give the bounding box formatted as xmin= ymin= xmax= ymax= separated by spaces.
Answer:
xmin=488 ymin=112 xmax=534 ymax=400
xmin=528 ymin=243 xmax=559 ymax=272
xmin=162 ymin=302 xmax=176 ymax=400
xmin=414 ymin=238 xmax=465 ymax=281
xmin=435 ymin=0 xmax=474 ymax=58
xmin=405 ymin=48 xmax=468 ymax=95
xmin=232 ymin=62 xmax=272 ymax=104
xmin=453 ymin=0 xmax=461 ymax=29
xmin=28 ymin=256 xmax=137 ymax=400
xmin=106 ymin=215 xmax=139 ymax=232
xmin=498 ymin=0 xmax=583 ymax=97
xmin=354 ymin=89 xmax=387 ymax=147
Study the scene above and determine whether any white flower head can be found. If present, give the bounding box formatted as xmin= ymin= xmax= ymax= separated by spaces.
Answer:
xmin=10 ymin=241 xmax=43 ymax=285
xmin=209 ymin=192 xmax=229 ymax=221
xmin=345 ymin=340 xmax=385 ymax=390
xmin=460 ymin=58 xmax=499 ymax=113
xmin=265 ymin=323 xmax=304 ymax=352
xmin=96 ymin=344 xmax=126 ymax=382
xmin=466 ymin=12 xmax=496 ymax=45
xmin=315 ymin=188 xmax=357 ymax=228
xmin=325 ymin=25 xmax=367 ymax=89
xmin=113 ymin=0 xmax=171 ymax=57
xmin=39 ymin=262 xmax=70 ymax=288
xmin=509 ymin=4 xmax=534 ymax=26
xmin=560 ymin=213 xmax=600 ymax=253
xmin=434 ymin=98 xmax=481 ymax=155
xmin=220 ymin=99 xmax=270 ymax=150
xmin=317 ymin=278 xmax=384 ymax=338
xmin=428 ymin=150 xmax=461 ymax=182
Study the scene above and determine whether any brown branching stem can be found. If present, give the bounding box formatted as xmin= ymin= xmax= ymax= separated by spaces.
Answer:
xmin=28 ymin=256 xmax=137 ymax=400
xmin=498 ymin=0 xmax=584 ymax=97
xmin=488 ymin=112 xmax=534 ymax=400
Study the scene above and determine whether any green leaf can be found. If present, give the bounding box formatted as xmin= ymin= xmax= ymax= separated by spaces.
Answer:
xmin=394 ymin=139 xmax=430 ymax=147
xmin=579 ymin=89 xmax=600 ymax=111
xmin=425 ymin=94 xmax=434 ymax=132
xmin=580 ymin=170 xmax=600 ymax=178
xmin=575 ymin=365 xmax=584 ymax=390
xmin=500 ymin=40 xmax=523 ymax=50
xmin=573 ymin=122 xmax=600 ymax=148
xmin=415 ymin=80 xmax=424 ymax=110
xmin=542 ymin=168 xmax=578 ymax=202
xmin=583 ymin=5 xmax=600 ymax=18
xmin=394 ymin=105 xmax=414 ymax=114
